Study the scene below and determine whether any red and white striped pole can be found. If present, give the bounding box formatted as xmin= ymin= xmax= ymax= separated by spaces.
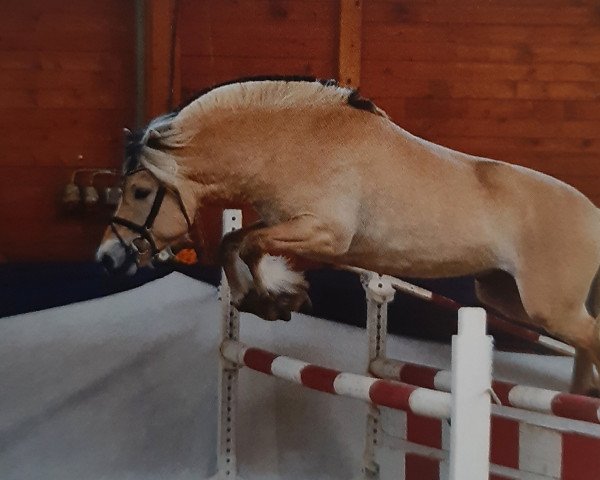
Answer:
xmin=221 ymin=339 xmax=453 ymax=419
xmin=370 ymin=356 xmax=600 ymax=424
xmin=214 ymin=209 xmax=492 ymax=479
xmin=345 ymin=266 xmax=574 ymax=357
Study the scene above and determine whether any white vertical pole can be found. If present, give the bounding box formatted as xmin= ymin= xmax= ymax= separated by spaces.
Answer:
xmin=214 ymin=209 xmax=243 ymax=480
xmin=362 ymin=273 xmax=396 ymax=480
xmin=449 ymin=307 xmax=492 ymax=480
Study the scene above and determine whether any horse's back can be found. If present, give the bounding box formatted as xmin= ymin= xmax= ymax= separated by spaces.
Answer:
xmin=346 ymin=122 xmax=600 ymax=278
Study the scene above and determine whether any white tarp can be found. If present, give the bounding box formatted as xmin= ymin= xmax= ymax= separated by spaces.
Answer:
xmin=0 ymin=273 xmax=572 ymax=480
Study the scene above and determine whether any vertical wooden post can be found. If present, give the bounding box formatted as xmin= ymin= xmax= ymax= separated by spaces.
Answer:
xmin=363 ymin=273 xmax=395 ymax=480
xmin=212 ymin=209 xmax=244 ymax=480
xmin=449 ymin=307 xmax=493 ymax=480
xmin=338 ymin=0 xmax=363 ymax=88
xmin=145 ymin=0 xmax=180 ymax=119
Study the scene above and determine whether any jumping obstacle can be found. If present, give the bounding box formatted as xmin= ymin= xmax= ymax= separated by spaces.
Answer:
xmin=211 ymin=209 xmax=493 ymax=480
xmin=210 ymin=209 xmax=600 ymax=480
xmin=353 ymin=269 xmax=600 ymax=479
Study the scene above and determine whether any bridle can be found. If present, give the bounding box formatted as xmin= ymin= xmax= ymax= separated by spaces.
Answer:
xmin=110 ymin=167 xmax=193 ymax=265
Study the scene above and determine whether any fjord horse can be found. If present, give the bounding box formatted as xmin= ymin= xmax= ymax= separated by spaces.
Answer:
xmin=97 ymin=77 xmax=600 ymax=395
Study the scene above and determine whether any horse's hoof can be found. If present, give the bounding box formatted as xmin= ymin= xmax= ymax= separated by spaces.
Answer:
xmin=236 ymin=287 xmax=311 ymax=322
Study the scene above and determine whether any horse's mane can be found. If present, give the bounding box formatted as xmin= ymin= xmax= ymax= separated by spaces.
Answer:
xmin=124 ymin=76 xmax=386 ymax=188
xmin=175 ymin=75 xmax=385 ymax=118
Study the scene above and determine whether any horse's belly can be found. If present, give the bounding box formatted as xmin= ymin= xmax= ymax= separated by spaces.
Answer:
xmin=344 ymin=212 xmax=500 ymax=278
xmin=344 ymin=241 xmax=495 ymax=278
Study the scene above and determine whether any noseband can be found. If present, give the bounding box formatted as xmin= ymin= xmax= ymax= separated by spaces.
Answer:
xmin=110 ymin=168 xmax=192 ymax=264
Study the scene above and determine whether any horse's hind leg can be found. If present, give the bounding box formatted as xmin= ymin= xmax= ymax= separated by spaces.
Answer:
xmin=476 ymin=271 xmax=596 ymax=393
xmin=475 ymin=270 xmax=530 ymax=324
xmin=571 ymin=349 xmax=597 ymax=395
xmin=577 ymin=270 xmax=600 ymax=394
xmin=515 ymin=264 xmax=599 ymax=395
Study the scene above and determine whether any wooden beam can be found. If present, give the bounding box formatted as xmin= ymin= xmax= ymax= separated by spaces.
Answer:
xmin=338 ymin=0 xmax=362 ymax=88
xmin=145 ymin=0 xmax=180 ymax=119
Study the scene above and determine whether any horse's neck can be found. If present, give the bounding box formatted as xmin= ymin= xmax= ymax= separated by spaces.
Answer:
xmin=178 ymin=109 xmax=288 ymax=206
xmin=181 ymin=148 xmax=263 ymax=207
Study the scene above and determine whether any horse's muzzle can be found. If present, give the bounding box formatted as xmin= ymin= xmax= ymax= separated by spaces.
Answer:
xmin=96 ymin=239 xmax=138 ymax=276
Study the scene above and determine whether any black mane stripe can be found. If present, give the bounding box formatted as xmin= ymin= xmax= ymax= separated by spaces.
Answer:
xmin=347 ymin=90 xmax=382 ymax=116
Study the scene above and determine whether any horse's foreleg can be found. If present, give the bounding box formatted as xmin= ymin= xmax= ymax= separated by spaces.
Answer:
xmin=219 ymin=221 xmax=266 ymax=305
xmin=219 ymin=219 xmax=312 ymax=321
xmin=238 ymin=214 xmax=352 ymax=320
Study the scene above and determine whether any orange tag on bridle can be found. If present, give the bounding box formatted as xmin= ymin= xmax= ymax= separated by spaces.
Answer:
xmin=174 ymin=248 xmax=198 ymax=265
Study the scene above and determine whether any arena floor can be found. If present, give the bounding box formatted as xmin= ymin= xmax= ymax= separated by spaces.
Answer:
xmin=0 ymin=273 xmax=573 ymax=480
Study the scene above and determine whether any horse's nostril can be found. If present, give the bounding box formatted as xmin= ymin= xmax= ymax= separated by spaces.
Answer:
xmin=101 ymin=254 xmax=115 ymax=272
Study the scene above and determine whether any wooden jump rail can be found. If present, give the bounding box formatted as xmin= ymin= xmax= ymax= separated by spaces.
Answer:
xmin=221 ymin=339 xmax=453 ymax=420
xmin=344 ymin=266 xmax=575 ymax=357
xmin=370 ymin=357 xmax=600 ymax=425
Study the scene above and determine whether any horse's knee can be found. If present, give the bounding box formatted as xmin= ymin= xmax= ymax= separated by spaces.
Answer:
xmin=220 ymin=221 xmax=267 ymax=266
xmin=237 ymin=230 xmax=265 ymax=270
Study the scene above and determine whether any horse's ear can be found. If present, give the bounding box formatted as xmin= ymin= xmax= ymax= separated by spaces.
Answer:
xmin=123 ymin=128 xmax=133 ymax=140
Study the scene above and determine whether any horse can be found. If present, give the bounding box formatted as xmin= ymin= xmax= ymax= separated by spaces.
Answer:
xmin=96 ymin=76 xmax=600 ymax=395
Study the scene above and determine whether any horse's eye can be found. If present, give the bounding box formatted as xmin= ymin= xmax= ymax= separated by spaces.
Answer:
xmin=134 ymin=188 xmax=152 ymax=200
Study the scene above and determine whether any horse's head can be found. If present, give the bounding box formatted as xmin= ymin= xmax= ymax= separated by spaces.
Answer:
xmin=96 ymin=126 xmax=194 ymax=275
